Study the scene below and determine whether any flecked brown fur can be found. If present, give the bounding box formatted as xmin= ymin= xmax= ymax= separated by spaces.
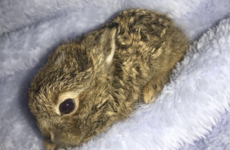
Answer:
xmin=29 ymin=9 xmax=189 ymax=150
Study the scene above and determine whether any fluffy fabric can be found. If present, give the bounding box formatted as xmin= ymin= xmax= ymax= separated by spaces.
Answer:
xmin=0 ymin=0 xmax=230 ymax=150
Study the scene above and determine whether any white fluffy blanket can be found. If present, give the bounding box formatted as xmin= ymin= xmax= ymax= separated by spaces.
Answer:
xmin=1 ymin=0 xmax=230 ymax=150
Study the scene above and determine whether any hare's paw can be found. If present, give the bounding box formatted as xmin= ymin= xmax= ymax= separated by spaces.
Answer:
xmin=143 ymin=83 xmax=157 ymax=104
xmin=44 ymin=141 xmax=57 ymax=150
xmin=142 ymin=78 xmax=164 ymax=104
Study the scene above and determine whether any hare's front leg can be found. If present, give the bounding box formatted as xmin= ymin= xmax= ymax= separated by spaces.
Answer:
xmin=142 ymin=75 xmax=169 ymax=104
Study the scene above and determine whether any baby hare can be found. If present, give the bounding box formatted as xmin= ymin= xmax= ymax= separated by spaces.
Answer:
xmin=29 ymin=9 xmax=189 ymax=150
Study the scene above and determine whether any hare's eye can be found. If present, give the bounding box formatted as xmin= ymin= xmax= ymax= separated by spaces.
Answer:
xmin=59 ymin=99 xmax=75 ymax=114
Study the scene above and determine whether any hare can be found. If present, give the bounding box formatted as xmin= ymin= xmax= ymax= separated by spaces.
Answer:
xmin=29 ymin=8 xmax=189 ymax=150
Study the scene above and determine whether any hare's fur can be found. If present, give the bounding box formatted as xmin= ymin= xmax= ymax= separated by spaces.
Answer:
xmin=29 ymin=9 xmax=189 ymax=150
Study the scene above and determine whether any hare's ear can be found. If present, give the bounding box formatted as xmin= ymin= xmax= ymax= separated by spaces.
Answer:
xmin=102 ymin=23 xmax=118 ymax=66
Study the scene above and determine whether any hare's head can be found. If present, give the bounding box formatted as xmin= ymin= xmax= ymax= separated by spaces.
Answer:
xmin=29 ymin=24 xmax=118 ymax=150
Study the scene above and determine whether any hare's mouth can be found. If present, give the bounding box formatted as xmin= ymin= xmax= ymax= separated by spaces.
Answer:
xmin=47 ymin=136 xmax=84 ymax=150
xmin=44 ymin=140 xmax=77 ymax=150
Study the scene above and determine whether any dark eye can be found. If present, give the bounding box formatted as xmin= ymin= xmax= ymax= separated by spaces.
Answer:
xmin=59 ymin=99 xmax=75 ymax=114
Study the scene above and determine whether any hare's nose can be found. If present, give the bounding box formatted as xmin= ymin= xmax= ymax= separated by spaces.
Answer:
xmin=44 ymin=135 xmax=52 ymax=143
xmin=44 ymin=131 xmax=54 ymax=143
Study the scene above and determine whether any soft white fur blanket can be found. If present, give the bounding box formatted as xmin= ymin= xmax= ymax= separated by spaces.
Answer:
xmin=1 ymin=0 xmax=230 ymax=150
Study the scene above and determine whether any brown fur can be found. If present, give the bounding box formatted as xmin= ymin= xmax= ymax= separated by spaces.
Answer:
xmin=29 ymin=9 xmax=189 ymax=150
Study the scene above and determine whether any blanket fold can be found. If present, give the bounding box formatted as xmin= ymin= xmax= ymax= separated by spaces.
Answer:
xmin=1 ymin=0 xmax=230 ymax=150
